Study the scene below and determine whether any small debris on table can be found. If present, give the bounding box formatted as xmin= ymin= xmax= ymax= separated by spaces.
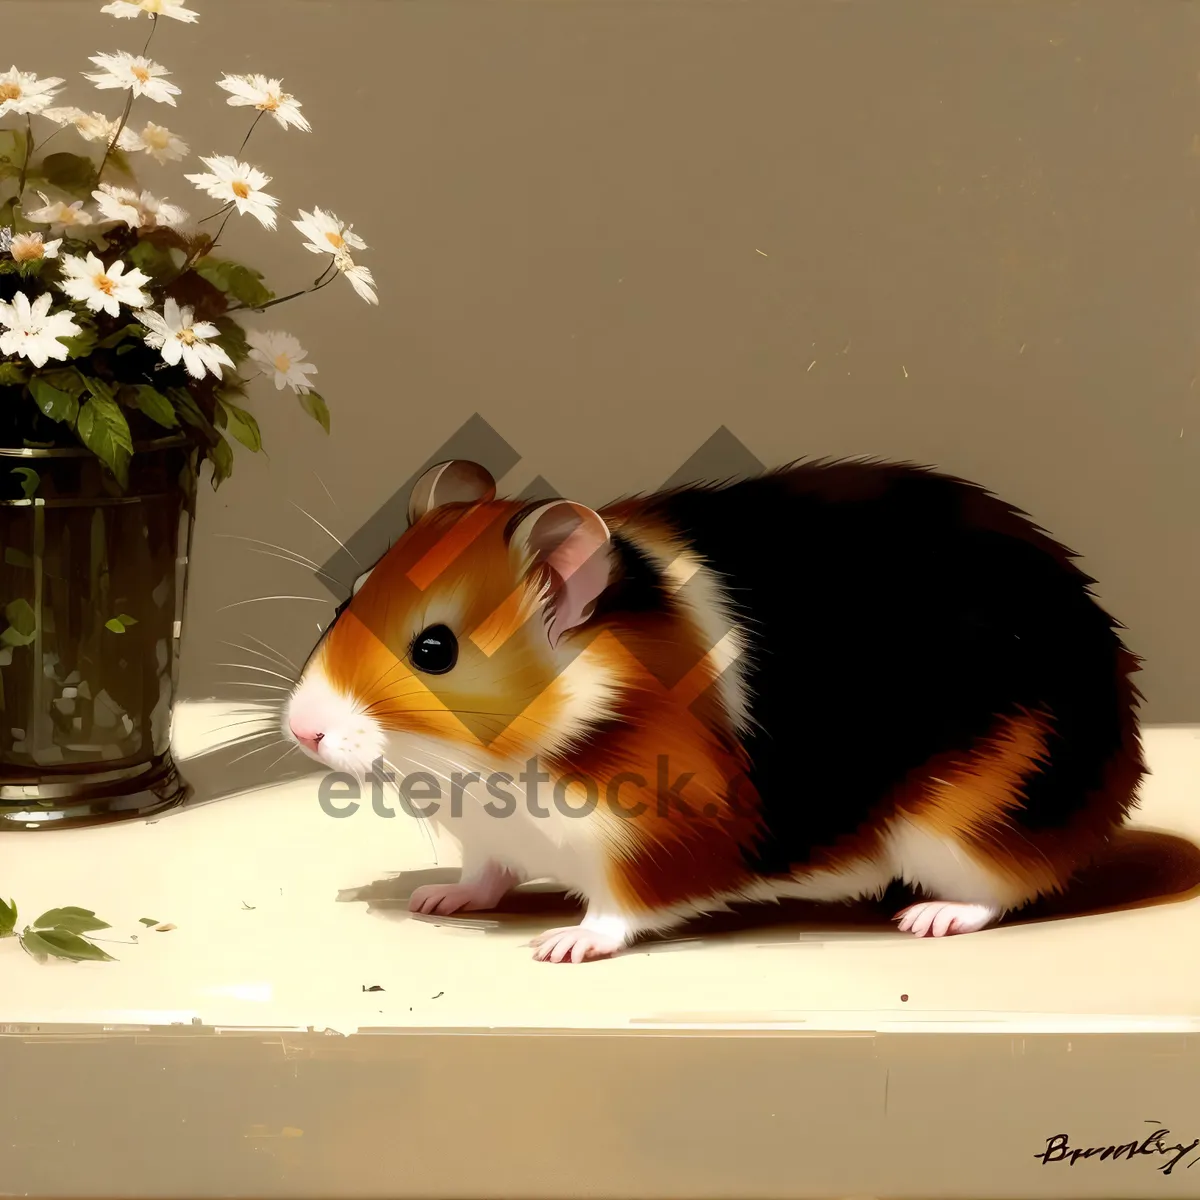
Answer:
xmin=241 ymin=901 xmax=256 ymax=910
xmin=362 ymin=984 xmax=384 ymax=993
xmin=138 ymin=917 xmax=158 ymax=926
xmin=431 ymin=991 xmax=444 ymax=1000
xmin=154 ymin=923 xmax=176 ymax=933
xmin=900 ymin=993 xmax=909 ymax=1003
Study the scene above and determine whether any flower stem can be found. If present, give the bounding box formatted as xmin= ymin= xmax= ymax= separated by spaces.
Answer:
xmin=197 ymin=201 xmax=234 ymax=224
xmin=212 ymin=206 xmax=236 ymax=244
xmin=238 ymin=111 xmax=264 ymax=155
xmin=16 ymin=116 xmax=33 ymax=200
xmin=98 ymin=89 xmax=135 ymax=182
xmin=142 ymin=13 xmax=158 ymax=55
xmin=227 ymin=271 xmax=338 ymax=314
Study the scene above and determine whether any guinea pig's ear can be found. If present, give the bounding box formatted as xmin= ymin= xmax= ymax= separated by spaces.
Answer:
xmin=509 ymin=500 xmax=614 ymax=648
xmin=407 ymin=460 xmax=496 ymax=525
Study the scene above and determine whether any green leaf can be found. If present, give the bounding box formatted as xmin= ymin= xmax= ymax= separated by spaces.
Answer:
xmin=299 ymin=390 xmax=331 ymax=434
xmin=0 ymin=898 xmax=17 ymax=938
xmin=38 ymin=152 xmax=97 ymax=197
xmin=59 ymin=328 xmax=98 ymax=360
xmin=32 ymin=907 xmax=111 ymax=936
xmin=104 ymin=617 xmax=126 ymax=633
xmin=77 ymin=390 xmax=134 ymax=488
xmin=126 ymin=239 xmax=176 ymax=279
xmin=29 ymin=376 xmax=79 ymax=425
xmin=128 ymin=383 xmax=179 ymax=428
xmin=39 ymin=369 xmax=86 ymax=398
xmin=22 ymin=927 xmax=114 ymax=963
xmin=4 ymin=546 xmax=32 ymax=567
xmin=9 ymin=468 xmax=38 ymax=500
xmin=207 ymin=434 xmax=234 ymax=490
xmin=95 ymin=323 xmax=145 ymax=351
xmin=0 ymin=362 xmax=27 ymax=386
xmin=193 ymin=258 xmax=274 ymax=308
xmin=218 ymin=398 xmax=262 ymax=452
xmin=4 ymin=598 xmax=36 ymax=638
xmin=138 ymin=917 xmax=158 ymax=926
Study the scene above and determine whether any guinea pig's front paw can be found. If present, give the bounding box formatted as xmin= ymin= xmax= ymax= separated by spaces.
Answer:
xmin=408 ymin=882 xmax=497 ymax=916
xmin=529 ymin=925 xmax=625 ymax=964
xmin=894 ymin=900 xmax=1001 ymax=937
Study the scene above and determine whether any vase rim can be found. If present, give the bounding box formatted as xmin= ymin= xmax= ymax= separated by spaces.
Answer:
xmin=0 ymin=435 xmax=190 ymax=459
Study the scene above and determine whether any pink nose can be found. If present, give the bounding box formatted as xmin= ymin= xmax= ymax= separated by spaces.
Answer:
xmin=290 ymin=722 xmax=325 ymax=754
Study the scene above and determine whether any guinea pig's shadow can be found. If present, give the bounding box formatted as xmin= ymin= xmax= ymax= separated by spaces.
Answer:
xmin=338 ymin=826 xmax=1200 ymax=952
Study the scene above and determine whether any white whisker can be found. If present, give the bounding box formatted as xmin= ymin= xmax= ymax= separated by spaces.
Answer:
xmin=314 ymin=471 xmax=340 ymax=510
xmin=214 ymin=534 xmax=324 ymax=570
xmin=292 ymin=501 xmax=359 ymax=565
xmin=218 ymin=595 xmax=330 ymax=612
xmin=242 ymin=632 xmax=299 ymax=672
xmin=214 ymin=661 xmax=295 ymax=685
xmin=225 ymin=681 xmax=291 ymax=692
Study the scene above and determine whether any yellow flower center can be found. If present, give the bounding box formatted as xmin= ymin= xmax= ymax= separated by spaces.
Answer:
xmin=95 ymin=274 xmax=116 ymax=296
xmin=324 ymin=230 xmax=345 ymax=250
xmin=132 ymin=67 xmax=151 ymax=84
xmin=10 ymin=235 xmax=43 ymax=263
xmin=179 ymin=329 xmax=197 ymax=345
xmin=273 ymin=352 xmax=292 ymax=373
xmin=231 ymin=181 xmax=251 ymax=199
xmin=0 ymin=83 xmax=21 ymax=102
xmin=59 ymin=208 xmax=79 ymax=225
xmin=257 ymin=95 xmax=281 ymax=112
xmin=144 ymin=125 xmax=170 ymax=149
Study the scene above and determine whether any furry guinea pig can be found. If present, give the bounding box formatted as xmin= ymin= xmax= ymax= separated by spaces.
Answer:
xmin=284 ymin=457 xmax=1145 ymax=963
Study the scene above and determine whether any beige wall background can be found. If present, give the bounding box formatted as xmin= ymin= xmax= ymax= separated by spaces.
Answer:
xmin=17 ymin=0 xmax=1200 ymax=735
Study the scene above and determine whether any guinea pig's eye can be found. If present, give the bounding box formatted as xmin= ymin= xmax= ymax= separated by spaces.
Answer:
xmin=410 ymin=624 xmax=458 ymax=675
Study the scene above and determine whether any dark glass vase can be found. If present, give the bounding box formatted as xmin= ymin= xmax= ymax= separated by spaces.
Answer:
xmin=0 ymin=437 xmax=197 ymax=830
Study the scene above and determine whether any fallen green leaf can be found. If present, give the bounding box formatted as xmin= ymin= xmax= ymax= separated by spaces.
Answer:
xmin=0 ymin=897 xmax=17 ymax=938
xmin=9 ymin=467 xmax=39 ymax=500
xmin=32 ymin=907 xmax=111 ymax=936
xmin=138 ymin=917 xmax=158 ymax=926
xmin=23 ymin=926 xmax=115 ymax=962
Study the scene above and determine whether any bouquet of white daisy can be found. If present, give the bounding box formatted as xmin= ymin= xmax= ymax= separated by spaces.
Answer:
xmin=0 ymin=0 xmax=377 ymax=492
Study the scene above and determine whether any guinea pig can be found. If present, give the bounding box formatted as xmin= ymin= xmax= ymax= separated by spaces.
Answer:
xmin=284 ymin=456 xmax=1145 ymax=963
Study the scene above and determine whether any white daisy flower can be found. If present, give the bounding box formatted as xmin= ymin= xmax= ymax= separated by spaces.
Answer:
xmin=121 ymin=120 xmax=188 ymax=163
xmin=101 ymin=0 xmax=200 ymax=21
xmin=333 ymin=249 xmax=378 ymax=306
xmin=184 ymin=155 xmax=278 ymax=228
xmin=9 ymin=232 xmax=62 ymax=264
xmin=0 ymin=291 xmax=82 ymax=368
xmin=58 ymin=251 xmax=153 ymax=318
xmin=24 ymin=195 xmax=94 ymax=232
xmin=92 ymin=184 xmax=188 ymax=230
xmin=84 ymin=53 xmax=180 ymax=106
xmin=43 ymin=106 xmax=142 ymax=148
xmin=138 ymin=297 xmax=233 ymax=380
xmin=246 ymin=329 xmax=318 ymax=394
xmin=0 ymin=67 xmax=65 ymax=118
xmin=293 ymin=207 xmax=366 ymax=256
xmin=216 ymin=74 xmax=309 ymax=132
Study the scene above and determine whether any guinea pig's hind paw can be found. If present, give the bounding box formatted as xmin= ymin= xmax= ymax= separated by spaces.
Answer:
xmin=529 ymin=926 xmax=624 ymax=963
xmin=893 ymin=901 xmax=1001 ymax=938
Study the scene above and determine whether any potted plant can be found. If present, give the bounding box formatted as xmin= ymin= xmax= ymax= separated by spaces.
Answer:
xmin=0 ymin=0 xmax=377 ymax=829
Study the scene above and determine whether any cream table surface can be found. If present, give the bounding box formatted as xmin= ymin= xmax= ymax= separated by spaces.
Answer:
xmin=0 ymin=704 xmax=1198 ymax=1199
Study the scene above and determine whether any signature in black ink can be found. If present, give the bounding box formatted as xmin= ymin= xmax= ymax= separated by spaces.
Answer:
xmin=1034 ymin=1121 xmax=1200 ymax=1176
